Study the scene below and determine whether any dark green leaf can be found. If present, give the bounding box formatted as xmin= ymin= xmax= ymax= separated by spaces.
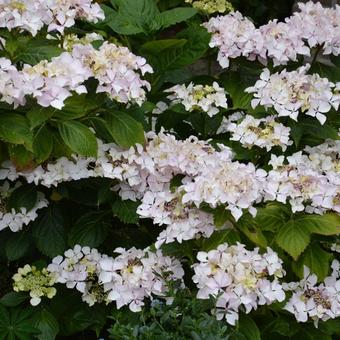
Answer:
xmin=157 ymin=7 xmax=197 ymax=29
xmin=68 ymin=211 xmax=111 ymax=248
xmin=32 ymin=206 xmax=67 ymax=258
xmin=0 ymin=113 xmax=32 ymax=146
xmin=0 ymin=293 xmax=28 ymax=307
xmin=7 ymin=184 xmax=37 ymax=212
xmin=112 ymin=199 xmax=140 ymax=224
xmin=105 ymin=111 xmax=145 ymax=147
xmin=33 ymin=309 xmax=59 ymax=340
xmin=33 ymin=126 xmax=53 ymax=163
xmin=16 ymin=45 xmax=62 ymax=64
xmin=58 ymin=120 xmax=98 ymax=157
xmin=276 ymin=219 xmax=311 ymax=260
xmin=293 ymin=244 xmax=332 ymax=281
xmin=5 ymin=231 xmax=32 ymax=261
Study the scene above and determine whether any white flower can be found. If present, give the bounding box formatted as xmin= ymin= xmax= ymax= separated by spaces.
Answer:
xmin=218 ymin=113 xmax=292 ymax=151
xmin=193 ymin=243 xmax=286 ymax=325
xmin=165 ymin=82 xmax=228 ymax=117
xmin=245 ymin=66 xmax=339 ymax=125
xmin=284 ymin=260 xmax=340 ymax=326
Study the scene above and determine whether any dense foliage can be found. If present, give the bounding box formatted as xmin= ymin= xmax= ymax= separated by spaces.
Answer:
xmin=0 ymin=0 xmax=339 ymax=339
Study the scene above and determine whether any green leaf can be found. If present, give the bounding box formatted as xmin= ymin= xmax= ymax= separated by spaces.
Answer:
xmin=16 ymin=45 xmax=62 ymax=64
xmin=33 ymin=126 xmax=53 ymax=163
xmin=276 ymin=220 xmax=311 ymax=260
xmin=7 ymin=184 xmax=38 ymax=212
xmin=105 ymin=111 xmax=145 ymax=147
xmin=299 ymin=213 xmax=340 ymax=236
xmin=293 ymin=244 xmax=332 ymax=281
xmin=68 ymin=211 xmax=111 ymax=248
xmin=8 ymin=144 xmax=34 ymax=169
xmin=201 ymin=229 xmax=241 ymax=251
xmin=254 ymin=203 xmax=287 ymax=232
xmin=141 ymin=39 xmax=187 ymax=54
xmin=157 ymin=7 xmax=197 ymax=29
xmin=58 ymin=120 xmax=97 ymax=157
xmin=0 ymin=305 xmax=39 ymax=339
xmin=32 ymin=206 xmax=67 ymax=258
xmin=0 ymin=293 xmax=28 ymax=307
xmin=213 ymin=206 xmax=232 ymax=228
xmin=112 ymin=199 xmax=140 ymax=224
xmin=5 ymin=231 xmax=32 ymax=261
xmin=32 ymin=309 xmax=59 ymax=340
xmin=26 ymin=108 xmax=56 ymax=129
xmin=103 ymin=0 xmax=159 ymax=35
xmin=300 ymin=120 xmax=338 ymax=140
xmin=145 ymin=25 xmax=210 ymax=73
xmin=0 ymin=113 xmax=32 ymax=146
xmin=237 ymin=315 xmax=261 ymax=340
xmin=53 ymin=94 xmax=102 ymax=120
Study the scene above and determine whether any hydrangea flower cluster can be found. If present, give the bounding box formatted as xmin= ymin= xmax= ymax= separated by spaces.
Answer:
xmin=218 ymin=112 xmax=292 ymax=151
xmin=0 ymin=0 xmax=104 ymax=36
xmin=265 ymin=140 xmax=340 ymax=214
xmin=283 ymin=260 xmax=340 ymax=326
xmin=99 ymin=247 xmax=184 ymax=312
xmin=0 ymin=181 xmax=48 ymax=232
xmin=26 ymin=245 xmax=184 ymax=311
xmin=245 ymin=66 xmax=340 ymax=124
xmin=192 ymin=243 xmax=286 ymax=325
xmin=165 ymin=82 xmax=228 ymax=117
xmin=185 ymin=0 xmax=233 ymax=14
xmin=2 ymin=131 xmax=339 ymax=240
xmin=0 ymin=41 xmax=153 ymax=109
xmin=203 ymin=1 xmax=340 ymax=68
xmin=13 ymin=264 xmax=57 ymax=306
xmin=47 ymin=245 xmax=108 ymax=306
xmin=73 ymin=42 xmax=153 ymax=106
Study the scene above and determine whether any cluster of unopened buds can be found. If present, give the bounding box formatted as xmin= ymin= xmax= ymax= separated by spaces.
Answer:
xmin=0 ymin=40 xmax=153 ymax=109
xmin=192 ymin=243 xmax=286 ymax=325
xmin=245 ymin=66 xmax=340 ymax=125
xmin=283 ymin=260 xmax=340 ymax=326
xmin=13 ymin=245 xmax=184 ymax=311
xmin=164 ymin=82 xmax=229 ymax=117
xmin=0 ymin=0 xmax=104 ymax=36
xmin=0 ymin=181 xmax=48 ymax=232
xmin=13 ymin=264 xmax=57 ymax=306
xmin=218 ymin=112 xmax=293 ymax=151
xmin=185 ymin=0 xmax=233 ymax=14
xmin=203 ymin=1 xmax=340 ymax=68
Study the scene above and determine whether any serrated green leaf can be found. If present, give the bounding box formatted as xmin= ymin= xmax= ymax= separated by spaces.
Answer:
xmin=26 ymin=108 xmax=56 ymax=129
xmin=0 ymin=113 xmax=32 ymax=146
xmin=276 ymin=220 xmax=311 ymax=260
xmin=254 ymin=204 xmax=287 ymax=232
xmin=299 ymin=213 xmax=340 ymax=236
xmin=16 ymin=45 xmax=62 ymax=64
xmin=141 ymin=39 xmax=187 ymax=54
xmin=0 ymin=293 xmax=28 ymax=307
xmin=68 ymin=211 xmax=111 ymax=248
xmin=33 ymin=126 xmax=53 ymax=163
xmin=105 ymin=111 xmax=145 ymax=148
xmin=33 ymin=309 xmax=59 ymax=340
xmin=237 ymin=315 xmax=261 ymax=340
xmin=292 ymin=244 xmax=332 ymax=281
xmin=7 ymin=184 xmax=37 ymax=212
xmin=112 ymin=199 xmax=140 ymax=224
xmin=32 ymin=206 xmax=67 ymax=258
xmin=157 ymin=7 xmax=197 ymax=29
xmin=5 ymin=231 xmax=32 ymax=261
xmin=58 ymin=120 xmax=97 ymax=157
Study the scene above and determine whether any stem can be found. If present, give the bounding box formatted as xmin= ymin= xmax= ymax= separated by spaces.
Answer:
xmin=310 ymin=44 xmax=323 ymax=68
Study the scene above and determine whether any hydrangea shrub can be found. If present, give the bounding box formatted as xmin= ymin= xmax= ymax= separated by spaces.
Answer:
xmin=0 ymin=0 xmax=339 ymax=339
